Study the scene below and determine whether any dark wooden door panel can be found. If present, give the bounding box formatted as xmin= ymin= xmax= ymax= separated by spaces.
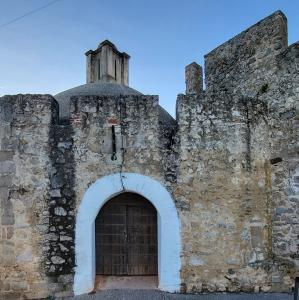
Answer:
xmin=95 ymin=199 xmax=127 ymax=275
xmin=126 ymin=204 xmax=157 ymax=275
xmin=95 ymin=193 xmax=157 ymax=275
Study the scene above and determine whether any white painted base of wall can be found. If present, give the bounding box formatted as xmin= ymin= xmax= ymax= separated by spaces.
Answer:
xmin=73 ymin=173 xmax=181 ymax=295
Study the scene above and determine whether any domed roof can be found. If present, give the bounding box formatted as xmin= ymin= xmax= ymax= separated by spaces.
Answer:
xmin=54 ymin=82 xmax=142 ymax=120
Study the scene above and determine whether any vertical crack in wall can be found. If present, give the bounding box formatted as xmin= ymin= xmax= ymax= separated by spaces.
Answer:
xmin=117 ymin=97 xmax=126 ymax=190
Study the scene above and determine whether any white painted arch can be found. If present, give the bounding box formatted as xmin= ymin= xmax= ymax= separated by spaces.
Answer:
xmin=74 ymin=172 xmax=181 ymax=295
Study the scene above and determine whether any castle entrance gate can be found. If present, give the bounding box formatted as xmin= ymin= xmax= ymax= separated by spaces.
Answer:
xmin=74 ymin=173 xmax=181 ymax=295
xmin=95 ymin=192 xmax=158 ymax=275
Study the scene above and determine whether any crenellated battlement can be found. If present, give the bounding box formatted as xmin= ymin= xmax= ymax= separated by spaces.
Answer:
xmin=204 ymin=11 xmax=288 ymax=95
xmin=183 ymin=11 xmax=290 ymax=100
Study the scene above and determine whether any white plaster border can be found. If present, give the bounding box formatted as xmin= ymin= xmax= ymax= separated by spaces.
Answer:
xmin=73 ymin=172 xmax=181 ymax=295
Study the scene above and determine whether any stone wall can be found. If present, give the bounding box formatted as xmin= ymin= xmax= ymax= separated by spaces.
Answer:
xmin=0 ymin=93 xmax=177 ymax=299
xmin=69 ymin=95 xmax=166 ymax=209
xmin=175 ymin=91 xmax=298 ymax=292
xmin=205 ymin=11 xmax=287 ymax=98
xmin=0 ymin=10 xmax=298 ymax=300
xmin=174 ymin=10 xmax=298 ymax=293
xmin=176 ymin=92 xmax=272 ymax=292
xmin=0 ymin=95 xmax=57 ymax=299
xmin=43 ymin=123 xmax=76 ymax=294
xmin=0 ymin=95 xmax=77 ymax=299
xmin=269 ymin=41 xmax=299 ymax=271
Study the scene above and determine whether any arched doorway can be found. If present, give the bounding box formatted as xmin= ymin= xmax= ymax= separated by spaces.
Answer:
xmin=95 ymin=192 xmax=158 ymax=276
xmin=74 ymin=173 xmax=181 ymax=295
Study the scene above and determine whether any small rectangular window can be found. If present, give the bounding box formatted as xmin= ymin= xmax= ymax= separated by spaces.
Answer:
xmin=111 ymin=125 xmax=117 ymax=160
xmin=115 ymin=59 xmax=117 ymax=81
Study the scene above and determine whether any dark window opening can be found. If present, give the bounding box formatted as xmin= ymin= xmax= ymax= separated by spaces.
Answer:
xmin=115 ymin=59 xmax=117 ymax=81
xmin=111 ymin=125 xmax=117 ymax=160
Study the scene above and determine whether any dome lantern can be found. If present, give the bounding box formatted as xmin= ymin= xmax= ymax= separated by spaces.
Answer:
xmin=85 ymin=40 xmax=130 ymax=86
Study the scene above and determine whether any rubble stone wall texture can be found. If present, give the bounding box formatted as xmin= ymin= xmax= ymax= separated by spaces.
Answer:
xmin=175 ymin=11 xmax=298 ymax=293
xmin=0 ymin=96 xmax=77 ymax=299
xmin=0 ymin=95 xmax=57 ymax=299
xmin=69 ymin=94 xmax=166 ymax=208
xmin=204 ymin=11 xmax=288 ymax=98
xmin=0 ymin=10 xmax=298 ymax=300
xmin=270 ymin=42 xmax=299 ymax=265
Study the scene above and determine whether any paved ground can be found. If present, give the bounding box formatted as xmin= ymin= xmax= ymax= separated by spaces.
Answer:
xmin=57 ymin=290 xmax=293 ymax=300
xmin=94 ymin=275 xmax=157 ymax=290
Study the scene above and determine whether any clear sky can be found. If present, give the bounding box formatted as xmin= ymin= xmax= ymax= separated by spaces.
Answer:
xmin=0 ymin=0 xmax=298 ymax=116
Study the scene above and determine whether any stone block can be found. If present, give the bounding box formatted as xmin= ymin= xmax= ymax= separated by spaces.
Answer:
xmin=0 ymin=137 xmax=18 ymax=151
xmin=0 ymin=175 xmax=13 ymax=187
xmin=51 ymin=256 xmax=65 ymax=264
xmin=55 ymin=290 xmax=74 ymax=297
xmin=189 ymin=256 xmax=205 ymax=266
xmin=250 ymin=226 xmax=264 ymax=248
xmin=1 ymin=189 xmax=14 ymax=226
xmin=50 ymin=189 xmax=61 ymax=197
xmin=10 ymin=281 xmax=28 ymax=291
xmin=1 ymin=243 xmax=15 ymax=265
xmin=58 ymin=274 xmax=73 ymax=284
xmin=54 ymin=206 xmax=67 ymax=216
xmin=0 ymin=187 xmax=9 ymax=201
xmin=6 ymin=226 xmax=14 ymax=239
xmin=272 ymin=275 xmax=281 ymax=283
xmin=0 ymin=151 xmax=14 ymax=161
xmin=276 ymin=207 xmax=288 ymax=215
xmin=16 ymin=250 xmax=33 ymax=263
xmin=3 ymin=282 xmax=10 ymax=291
xmin=48 ymin=282 xmax=64 ymax=293
xmin=1 ymin=292 xmax=21 ymax=300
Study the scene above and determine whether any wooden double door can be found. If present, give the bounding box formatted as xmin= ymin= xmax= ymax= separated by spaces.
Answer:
xmin=95 ymin=192 xmax=158 ymax=275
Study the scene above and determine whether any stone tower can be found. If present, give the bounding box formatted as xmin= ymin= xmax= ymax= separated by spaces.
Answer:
xmin=85 ymin=40 xmax=130 ymax=85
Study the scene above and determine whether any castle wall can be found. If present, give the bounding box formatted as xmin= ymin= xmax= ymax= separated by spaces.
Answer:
xmin=269 ymin=42 xmax=299 ymax=266
xmin=174 ymin=10 xmax=298 ymax=293
xmin=176 ymin=92 xmax=274 ymax=292
xmin=69 ymin=95 xmax=165 ymax=209
xmin=204 ymin=11 xmax=287 ymax=98
xmin=0 ymin=95 xmax=58 ymax=299
xmin=0 ymin=10 xmax=298 ymax=300
xmin=0 ymin=93 xmax=177 ymax=299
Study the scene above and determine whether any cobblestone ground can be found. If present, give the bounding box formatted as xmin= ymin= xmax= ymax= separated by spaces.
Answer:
xmin=57 ymin=290 xmax=293 ymax=300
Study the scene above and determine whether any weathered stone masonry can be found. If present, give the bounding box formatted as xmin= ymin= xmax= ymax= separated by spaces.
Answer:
xmin=0 ymin=10 xmax=298 ymax=300
xmin=176 ymin=11 xmax=299 ymax=292
xmin=46 ymin=122 xmax=75 ymax=275
xmin=0 ymin=95 xmax=57 ymax=299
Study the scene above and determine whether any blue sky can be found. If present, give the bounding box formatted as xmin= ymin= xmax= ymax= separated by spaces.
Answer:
xmin=0 ymin=0 xmax=298 ymax=116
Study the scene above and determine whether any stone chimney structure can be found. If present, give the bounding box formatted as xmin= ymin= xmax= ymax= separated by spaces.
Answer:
xmin=85 ymin=40 xmax=130 ymax=85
